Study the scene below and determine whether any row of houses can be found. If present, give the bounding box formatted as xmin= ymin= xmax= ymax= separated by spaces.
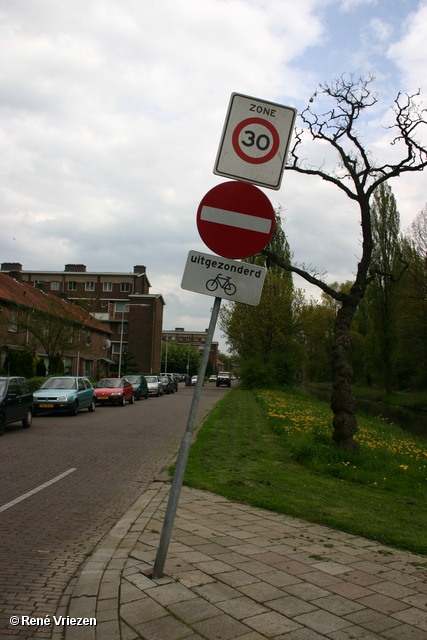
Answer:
xmin=0 ymin=262 xmax=220 ymax=377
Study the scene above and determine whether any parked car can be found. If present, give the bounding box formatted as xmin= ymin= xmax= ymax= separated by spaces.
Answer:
xmin=216 ymin=371 xmax=231 ymax=387
xmin=171 ymin=372 xmax=185 ymax=383
xmin=94 ymin=378 xmax=134 ymax=406
xmin=145 ymin=375 xmax=164 ymax=397
xmin=159 ymin=374 xmax=174 ymax=394
xmin=0 ymin=376 xmax=34 ymax=435
xmin=209 ymin=375 xmax=217 ymax=383
xmin=33 ymin=376 xmax=96 ymax=415
xmin=162 ymin=373 xmax=178 ymax=392
xmin=125 ymin=375 xmax=148 ymax=400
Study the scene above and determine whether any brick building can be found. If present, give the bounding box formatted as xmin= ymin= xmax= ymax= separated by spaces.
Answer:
xmin=161 ymin=328 xmax=219 ymax=373
xmin=0 ymin=272 xmax=113 ymax=377
xmin=0 ymin=263 xmax=165 ymax=374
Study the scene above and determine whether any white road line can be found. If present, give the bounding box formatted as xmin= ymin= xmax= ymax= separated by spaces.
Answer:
xmin=0 ymin=468 xmax=77 ymax=513
xmin=201 ymin=205 xmax=272 ymax=234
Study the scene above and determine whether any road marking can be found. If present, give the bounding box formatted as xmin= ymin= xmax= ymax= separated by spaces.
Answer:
xmin=0 ymin=468 xmax=77 ymax=513
xmin=200 ymin=205 xmax=272 ymax=233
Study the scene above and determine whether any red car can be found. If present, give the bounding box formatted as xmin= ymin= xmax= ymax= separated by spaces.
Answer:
xmin=94 ymin=378 xmax=134 ymax=406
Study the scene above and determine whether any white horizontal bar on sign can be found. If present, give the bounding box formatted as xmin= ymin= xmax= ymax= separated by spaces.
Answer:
xmin=200 ymin=206 xmax=272 ymax=234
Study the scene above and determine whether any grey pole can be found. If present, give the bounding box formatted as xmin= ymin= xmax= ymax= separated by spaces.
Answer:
xmin=152 ymin=296 xmax=221 ymax=579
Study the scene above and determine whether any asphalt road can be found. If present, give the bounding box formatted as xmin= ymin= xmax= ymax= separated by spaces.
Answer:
xmin=0 ymin=382 xmax=232 ymax=638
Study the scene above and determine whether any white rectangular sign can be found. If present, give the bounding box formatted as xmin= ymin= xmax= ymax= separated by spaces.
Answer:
xmin=181 ymin=251 xmax=266 ymax=306
xmin=214 ymin=92 xmax=297 ymax=190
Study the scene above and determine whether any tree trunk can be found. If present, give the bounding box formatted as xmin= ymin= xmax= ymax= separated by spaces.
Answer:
xmin=330 ymin=299 xmax=359 ymax=452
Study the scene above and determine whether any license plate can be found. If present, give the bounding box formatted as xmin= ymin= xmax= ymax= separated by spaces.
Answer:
xmin=98 ymin=396 xmax=108 ymax=400
xmin=40 ymin=403 xmax=54 ymax=408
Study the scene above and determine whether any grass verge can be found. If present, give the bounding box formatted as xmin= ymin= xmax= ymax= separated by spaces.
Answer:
xmin=182 ymin=386 xmax=427 ymax=556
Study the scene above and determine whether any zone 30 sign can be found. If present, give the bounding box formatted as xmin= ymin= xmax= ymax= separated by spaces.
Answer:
xmin=214 ymin=93 xmax=297 ymax=190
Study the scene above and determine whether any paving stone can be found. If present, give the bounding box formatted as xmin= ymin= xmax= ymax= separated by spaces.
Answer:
xmin=147 ymin=582 xmax=198 ymax=606
xmin=311 ymin=594 xmax=365 ymax=616
xmin=214 ymin=570 xmax=260 ymax=588
xmin=192 ymin=613 xmax=251 ymax=640
xmin=243 ymin=610 xmax=301 ymax=635
xmin=168 ymin=598 xmax=222 ymax=623
xmin=195 ymin=582 xmax=242 ymax=603
xmin=381 ymin=623 xmax=427 ymax=639
xmin=135 ymin=614 xmax=194 ymax=640
xmin=215 ymin=595 xmax=268 ymax=620
xmin=120 ymin=596 xmax=167 ymax=627
xmin=293 ymin=608 xmax=352 ymax=634
xmin=356 ymin=593 xmax=410 ymax=614
xmin=266 ymin=595 xmax=318 ymax=617
xmin=238 ymin=581 xmax=286 ymax=603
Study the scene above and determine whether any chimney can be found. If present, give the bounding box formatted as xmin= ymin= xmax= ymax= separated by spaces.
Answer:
xmin=1 ymin=262 xmax=22 ymax=272
xmin=65 ymin=264 xmax=86 ymax=272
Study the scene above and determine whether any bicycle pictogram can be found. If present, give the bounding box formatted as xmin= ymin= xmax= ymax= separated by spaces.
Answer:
xmin=206 ymin=274 xmax=237 ymax=296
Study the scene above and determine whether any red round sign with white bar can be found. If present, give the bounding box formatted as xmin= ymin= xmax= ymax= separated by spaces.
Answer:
xmin=196 ymin=181 xmax=275 ymax=260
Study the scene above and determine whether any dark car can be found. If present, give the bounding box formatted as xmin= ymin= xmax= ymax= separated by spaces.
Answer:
xmin=0 ymin=376 xmax=34 ymax=435
xmin=125 ymin=375 xmax=148 ymax=400
xmin=162 ymin=373 xmax=178 ymax=392
xmin=159 ymin=375 xmax=174 ymax=394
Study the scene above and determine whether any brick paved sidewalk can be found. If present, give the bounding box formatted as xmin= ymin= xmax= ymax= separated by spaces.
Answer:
xmin=62 ymin=481 xmax=427 ymax=640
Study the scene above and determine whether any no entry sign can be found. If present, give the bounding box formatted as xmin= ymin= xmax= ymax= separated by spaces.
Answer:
xmin=214 ymin=93 xmax=297 ymax=190
xmin=196 ymin=181 xmax=275 ymax=259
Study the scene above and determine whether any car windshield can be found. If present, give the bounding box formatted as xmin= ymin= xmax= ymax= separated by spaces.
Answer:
xmin=96 ymin=379 xmax=123 ymax=388
xmin=145 ymin=376 xmax=157 ymax=383
xmin=126 ymin=376 xmax=139 ymax=383
xmin=41 ymin=378 xmax=77 ymax=390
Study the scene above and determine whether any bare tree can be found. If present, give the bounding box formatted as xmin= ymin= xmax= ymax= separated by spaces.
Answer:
xmin=263 ymin=75 xmax=427 ymax=451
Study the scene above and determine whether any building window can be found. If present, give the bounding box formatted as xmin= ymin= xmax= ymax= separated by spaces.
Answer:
xmin=63 ymin=356 xmax=73 ymax=375
xmin=115 ymin=301 xmax=128 ymax=313
xmin=8 ymin=307 xmax=18 ymax=333
xmin=50 ymin=281 xmax=60 ymax=291
xmin=85 ymin=281 xmax=95 ymax=292
xmin=86 ymin=330 xmax=92 ymax=346
xmin=120 ymin=282 xmax=130 ymax=292
xmin=83 ymin=360 xmax=92 ymax=377
xmin=186 ymin=336 xmax=191 ymax=342
xmin=103 ymin=282 xmax=113 ymax=292
xmin=118 ymin=323 xmax=128 ymax=335
xmin=68 ymin=281 xmax=77 ymax=291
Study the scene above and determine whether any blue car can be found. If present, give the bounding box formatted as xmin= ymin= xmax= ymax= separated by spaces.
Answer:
xmin=33 ymin=376 xmax=96 ymax=416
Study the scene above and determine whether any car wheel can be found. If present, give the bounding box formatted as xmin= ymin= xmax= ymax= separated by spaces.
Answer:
xmin=71 ymin=401 xmax=78 ymax=416
xmin=0 ymin=414 xmax=5 ymax=436
xmin=22 ymin=409 xmax=32 ymax=428
xmin=121 ymin=394 xmax=126 ymax=406
xmin=88 ymin=398 xmax=96 ymax=412
xmin=130 ymin=393 xmax=135 ymax=404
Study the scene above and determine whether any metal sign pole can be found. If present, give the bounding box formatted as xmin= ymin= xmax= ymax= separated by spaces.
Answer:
xmin=152 ymin=296 xmax=222 ymax=579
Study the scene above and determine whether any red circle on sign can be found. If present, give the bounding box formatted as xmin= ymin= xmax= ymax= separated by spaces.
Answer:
xmin=232 ymin=117 xmax=280 ymax=164
xmin=197 ymin=181 xmax=276 ymax=259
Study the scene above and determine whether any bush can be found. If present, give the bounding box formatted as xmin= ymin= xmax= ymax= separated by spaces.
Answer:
xmin=28 ymin=376 xmax=49 ymax=392
xmin=239 ymin=358 xmax=275 ymax=389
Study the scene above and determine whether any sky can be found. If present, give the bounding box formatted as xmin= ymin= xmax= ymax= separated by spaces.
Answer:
xmin=1 ymin=0 xmax=427 ymax=353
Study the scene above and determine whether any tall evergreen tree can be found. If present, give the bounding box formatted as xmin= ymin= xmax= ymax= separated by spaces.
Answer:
xmin=365 ymin=183 xmax=401 ymax=392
